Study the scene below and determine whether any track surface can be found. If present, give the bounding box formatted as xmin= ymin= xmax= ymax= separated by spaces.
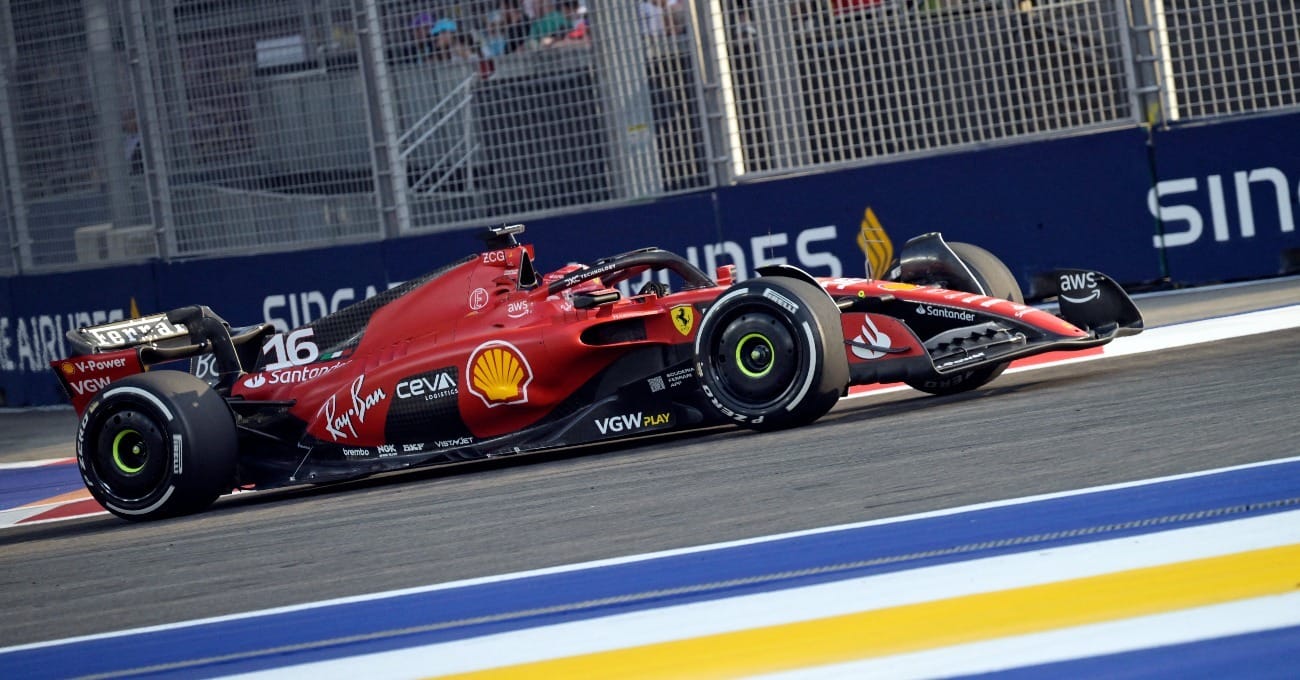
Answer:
xmin=0 ymin=279 xmax=1297 ymax=649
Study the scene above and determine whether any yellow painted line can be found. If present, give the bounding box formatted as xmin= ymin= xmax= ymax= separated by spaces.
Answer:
xmin=433 ymin=543 xmax=1300 ymax=679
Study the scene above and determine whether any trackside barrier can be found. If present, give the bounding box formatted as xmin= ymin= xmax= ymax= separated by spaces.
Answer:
xmin=2 ymin=113 xmax=1298 ymax=406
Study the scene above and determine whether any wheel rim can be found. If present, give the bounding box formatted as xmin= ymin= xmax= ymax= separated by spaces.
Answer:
xmin=710 ymin=309 xmax=800 ymax=407
xmin=734 ymin=333 xmax=775 ymax=378
xmin=111 ymin=429 xmax=148 ymax=474
xmin=92 ymin=409 xmax=170 ymax=504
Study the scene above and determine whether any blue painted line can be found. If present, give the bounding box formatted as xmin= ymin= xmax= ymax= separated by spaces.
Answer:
xmin=3 ymin=459 xmax=1299 ymax=679
xmin=0 ymin=463 xmax=82 ymax=511
xmin=966 ymin=623 xmax=1300 ymax=680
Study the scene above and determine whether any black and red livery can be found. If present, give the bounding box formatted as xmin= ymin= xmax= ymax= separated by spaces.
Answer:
xmin=51 ymin=225 xmax=1142 ymax=520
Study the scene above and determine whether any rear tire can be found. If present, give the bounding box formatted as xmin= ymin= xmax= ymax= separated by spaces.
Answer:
xmin=77 ymin=371 xmax=237 ymax=521
xmin=906 ymin=242 xmax=1024 ymax=396
xmin=695 ymin=277 xmax=849 ymax=431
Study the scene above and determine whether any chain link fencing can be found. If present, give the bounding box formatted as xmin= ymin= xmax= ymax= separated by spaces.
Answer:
xmin=0 ymin=0 xmax=1296 ymax=274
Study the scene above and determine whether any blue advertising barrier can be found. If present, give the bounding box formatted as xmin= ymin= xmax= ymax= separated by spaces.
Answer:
xmin=3 ymin=112 xmax=1297 ymax=406
xmin=152 ymin=241 xmax=389 ymax=332
xmin=1 ymin=263 xmax=161 ymax=406
xmin=715 ymin=126 xmax=1158 ymax=287
xmin=1146 ymin=112 xmax=1300 ymax=283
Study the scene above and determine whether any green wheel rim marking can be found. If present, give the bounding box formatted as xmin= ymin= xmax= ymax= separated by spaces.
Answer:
xmin=111 ymin=429 xmax=146 ymax=474
xmin=735 ymin=333 xmax=775 ymax=379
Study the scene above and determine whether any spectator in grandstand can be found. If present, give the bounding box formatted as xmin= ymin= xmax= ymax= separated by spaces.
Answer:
xmin=429 ymin=18 xmax=478 ymax=62
xmin=122 ymin=109 xmax=144 ymax=175
xmin=831 ymin=0 xmax=884 ymax=14
xmin=483 ymin=0 xmax=530 ymax=56
xmin=730 ymin=0 xmax=758 ymax=40
xmin=405 ymin=11 xmax=437 ymax=62
xmin=640 ymin=0 xmax=686 ymax=37
xmin=555 ymin=0 xmax=589 ymax=46
xmin=527 ymin=0 xmax=573 ymax=47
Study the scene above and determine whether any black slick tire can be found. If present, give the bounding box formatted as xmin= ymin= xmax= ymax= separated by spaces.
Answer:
xmin=906 ymin=242 xmax=1025 ymax=396
xmin=76 ymin=371 xmax=237 ymax=521
xmin=695 ymin=277 xmax=849 ymax=431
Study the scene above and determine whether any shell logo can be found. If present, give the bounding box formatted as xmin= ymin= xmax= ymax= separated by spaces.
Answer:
xmin=61 ymin=362 xmax=76 ymax=376
xmin=466 ymin=340 xmax=533 ymax=407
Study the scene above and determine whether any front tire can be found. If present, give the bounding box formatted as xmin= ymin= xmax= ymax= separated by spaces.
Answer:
xmin=695 ymin=277 xmax=849 ymax=431
xmin=77 ymin=371 xmax=237 ymax=521
xmin=906 ymin=242 xmax=1024 ymax=396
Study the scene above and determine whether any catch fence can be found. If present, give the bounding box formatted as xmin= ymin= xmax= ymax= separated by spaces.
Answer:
xmin=0 ymin=0 xmax=1296 ymax=274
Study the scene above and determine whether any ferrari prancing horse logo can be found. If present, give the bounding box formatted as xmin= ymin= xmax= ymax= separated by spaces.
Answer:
xmin=670 ymin=305 xmax=695 ymax=336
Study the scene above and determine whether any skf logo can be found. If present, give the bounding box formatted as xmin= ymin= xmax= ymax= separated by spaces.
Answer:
xmin=670 ymin=305 xmax=695 ymax=336
xmin=467 ymin=340 xmax=533 ymax=407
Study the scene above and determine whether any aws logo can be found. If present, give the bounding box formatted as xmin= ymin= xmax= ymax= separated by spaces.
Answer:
xmin=467 ymin=340 xmax=533 ymax=407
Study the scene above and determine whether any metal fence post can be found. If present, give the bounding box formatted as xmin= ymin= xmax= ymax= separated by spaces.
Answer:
xmin=688 ymin=0 xmax=737 ymax=186
xmin=1125 ymin=0 xmax=1180 ymax=126
xmin=0 ymin=1 xmax=28 ymax=273
xmin=354 ymin=0 xmax=409 ymax=238
xmin=126 ymin=0 xmax=178 ymax=260
xmin=590 ymin=0 xmax=664 ymax=199
xmin=1123 ymin=0 xmax=1175 ymax=281
xmin=751 ymin=0 xmax=810 ymax=171
xmin=85 ymin=0 xmax=135 ymax=235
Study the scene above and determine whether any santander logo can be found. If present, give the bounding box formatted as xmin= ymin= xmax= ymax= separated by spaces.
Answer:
xmin=851 ymin=316 xmax=891 ymax=360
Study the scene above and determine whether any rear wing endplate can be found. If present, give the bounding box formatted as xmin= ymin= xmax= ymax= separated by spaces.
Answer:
xmin=55 ymin=307 xmax=273 ymax=411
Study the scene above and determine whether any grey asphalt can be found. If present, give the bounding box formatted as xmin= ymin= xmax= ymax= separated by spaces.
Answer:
xmin=0 ymin=277 xmax=1296 ymax=648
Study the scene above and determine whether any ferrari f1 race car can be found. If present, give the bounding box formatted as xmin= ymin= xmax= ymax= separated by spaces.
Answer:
xmin=52 ymin=225 xmax=1142 ymax=520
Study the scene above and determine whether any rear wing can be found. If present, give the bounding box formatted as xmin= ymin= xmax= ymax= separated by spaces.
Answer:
xmin=51 ymin=306 xmax=273 ymax=415
xmin=64 ymin=313 xmax=190 ymax=356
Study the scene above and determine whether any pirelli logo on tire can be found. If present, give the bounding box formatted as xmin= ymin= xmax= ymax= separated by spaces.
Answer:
xmin=762 ymin=288 xmax=800 ymax=313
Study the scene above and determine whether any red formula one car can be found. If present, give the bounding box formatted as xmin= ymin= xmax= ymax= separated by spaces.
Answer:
xmin=52 ymin=225 xmax=1142 ymax=520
